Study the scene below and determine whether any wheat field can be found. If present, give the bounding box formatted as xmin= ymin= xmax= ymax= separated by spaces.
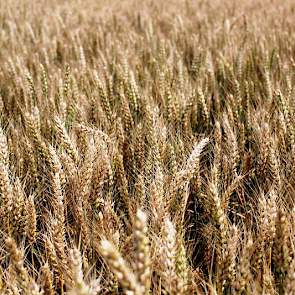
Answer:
xmin=0 ymin=0 xmax=295 ymax=294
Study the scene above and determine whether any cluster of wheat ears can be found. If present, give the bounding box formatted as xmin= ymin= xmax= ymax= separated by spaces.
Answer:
xmin=0 ymin=0 xmax=295 ymax=294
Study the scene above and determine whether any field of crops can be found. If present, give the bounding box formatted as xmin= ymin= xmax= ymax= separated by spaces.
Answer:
xmin=0 ymin=0 xmax=295 ymax=294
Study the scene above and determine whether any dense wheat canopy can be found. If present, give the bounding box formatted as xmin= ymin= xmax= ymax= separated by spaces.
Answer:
xmin=0 ymin=0 xmax=295 ymax=294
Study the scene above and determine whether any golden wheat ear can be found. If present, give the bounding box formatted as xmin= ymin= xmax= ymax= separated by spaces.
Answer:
xmin=67 ymin=248 xmax=98 ymax=295
xmin=99 ymin=239 xmax=142 ymax=294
